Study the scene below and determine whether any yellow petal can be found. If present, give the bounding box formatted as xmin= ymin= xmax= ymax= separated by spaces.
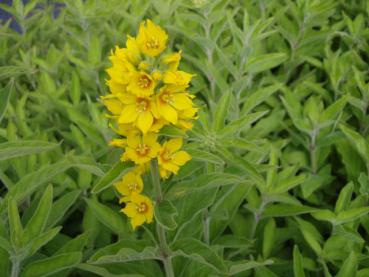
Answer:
xmin=172 ymin=93 xmax=193 ymax=110
xmin=165 ymin=138 xmax=183 ymax=152
xmin=162 ymin=161 xmax=179 ymax=174
xmin=137 ymin=111 xmax=153 ymax=134
xmin=102 ymin=98 xmax=123 ymax=115
xmin=122 ymin=203 xmax=137 ymax=218
xmin=119 ymin=105 xmax=137 ymax=123
xmin=160 ymin=104 xmax=178 ymax=124
xmin=131 ymin=214 xmax=146 ymax=229
xmin=173 ymin=150 xmax=191 ymax=166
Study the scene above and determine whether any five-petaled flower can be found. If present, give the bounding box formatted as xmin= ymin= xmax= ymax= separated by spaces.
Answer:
xmin=158 ymin=138 xmax=191 ymax=178
xmin=122 ymin=193 xmax=154 ymax=229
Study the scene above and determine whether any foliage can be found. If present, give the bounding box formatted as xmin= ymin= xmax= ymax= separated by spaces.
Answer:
xmin=1 ymin=0 xmax=369 ymax=276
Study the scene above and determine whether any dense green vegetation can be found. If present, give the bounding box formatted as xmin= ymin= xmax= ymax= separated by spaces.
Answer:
xmin=1 ymin=0 xmax=369 ymax=276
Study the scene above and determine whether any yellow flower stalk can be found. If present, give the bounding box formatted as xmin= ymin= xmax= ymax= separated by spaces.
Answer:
xmin=103 ymin=19 xmax=197 ymax=232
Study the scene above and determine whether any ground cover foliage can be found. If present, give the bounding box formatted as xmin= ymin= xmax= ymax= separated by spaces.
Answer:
xmin=1 ymin=0 xmax=369 ymax=276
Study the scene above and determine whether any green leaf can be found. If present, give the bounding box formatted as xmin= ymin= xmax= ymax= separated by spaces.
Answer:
xmin=0 ymin=140 xmax=59 ymax=161
xmin=154 ymin=199 xmax=178 ymax=230
xmin=229 ymin=260 xmax=274 ymax=275
xmin=293 ymin=245 xmax=305 ymax=277
xmin=187 ymin=149 xmax=224 ymax=165
xmin=21 ymin=252 xmax=82 ymax=277
xmin=242 ymin=83 xmax=282 ymax=114
xmin=88 ymin=34 xmax=101 ymax=65
xmin=262 ymin=218 xmax=276 ymax=258
xmin=336 ymin=251 xmax=357 ymax=277
xmin=340 ymin=124 xmax=369 ymax=164
xmin=263 ymin=204 xmax=317 ymax=217
xmin=167 ymin=173 xmax=245 ymax=199
xmin=47 ymin=190 xmax=81 ymax=227
xmin=0 ymin=78 xmax=14 ymax=123
xmin=221 ymin=111 xmax=269 ymax=137
xmin=3 ymin=159 xmax=71 ymax=210
xmin=335 ymin=182 xmax=354 ymax=213
xmin=56 ymin=232 xmax=90 ymax=254
xmin=296 ymin=218 xmax=322 ymax=255
xmin=85 ymin=198 xmax=128 ymax=235
xmin=8 ymin=199 xmax=23 ymax=247
xmin=212 ymin=91 xmax=232 ymax=131
xmin=336 ymin=207 xmax=369 ymax=224
xmin=26 ymin=227 xmax=61 ymax=258
xmin=270 ymin=173 xmax=307 ymax=194
xmin=245 ymin=53 xmax=287 ymax=73
xmin=77 ymin=264 xmax=143 ymax=277
xmin=92 ymin=161 xmax=132 ymax=194
xmin=171 ymin=238 xmax=227 ymax=273
xmin=217 ymin=147 xmax=263 ymax=184
xmin=70 ymin=71 xmax=81 ymax=105
xmin=311 ymin=210 xmax=336 ymax=223
xmin=24 ymin=185 xmax=53 ymax=240
xmin=0 ymin=66 xmax=30 ymax=80
xmin=89 ymin=246 xmax=159 ymax=264
xmin=0 ymin=235 xmax=12 ymax=253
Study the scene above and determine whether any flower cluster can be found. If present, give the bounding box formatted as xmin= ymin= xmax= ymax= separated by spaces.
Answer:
xmin=102 ymin=20 xmax=197 ymax=229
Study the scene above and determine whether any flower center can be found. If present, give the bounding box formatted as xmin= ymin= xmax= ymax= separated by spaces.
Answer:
xmin=160 ymin=92 xmax=174 ymax=105
xmin=137 ymin=202 xmax=148 ymax=213
xmin=138 ymin=75 xmax=152 ymax=89
xmin=136 ymin=98 xmax=149 ymax=112
xmin=128 ymin=183 xmax=138 ymax=192
xmin=136 ymin=144 xmax=150 ymax=156
xmin=161 ymin=149 xmax=173 ymax=162
xmin=146 ymin=38 xmax=160 ymax=49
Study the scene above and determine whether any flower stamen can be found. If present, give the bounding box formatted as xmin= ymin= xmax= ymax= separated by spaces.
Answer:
xmin=137 ymin=202 xmax=148 ymax=213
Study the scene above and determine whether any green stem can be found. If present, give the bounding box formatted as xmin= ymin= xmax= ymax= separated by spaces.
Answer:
xmin=11 ymin=258 xmax=20 ymax=277
xmin=150 ymin=160 xmax=174 ymax=277
xmin=310 ymin=130 xmax=318 ymax=175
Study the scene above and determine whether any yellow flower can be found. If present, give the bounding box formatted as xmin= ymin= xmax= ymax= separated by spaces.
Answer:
xmin=122 ymin=193 xmax=154 ymax=229
xmin=107 ymin=47 xmax=137 ymax=86
xmin=127 ymin=71 xmax=156 ymax=97
xmin=153 ymin=86 xmax=194 ymax=124
xmin=101 ymin=95 xmax=123 ymax=116
xmin=176 ymin=107 xmax=198 ymax=130
xmin=106 ymin=79 xmax=126 ymax=95
xmin=136 ymin=19 xmax=168 ymax=57
xmin=122 ymin=133 xmax=161 ymax=164
xmin=152 ymin=71 xmax=162 ymax=81
xmin=162 ymin=51 xmax=182 ymax=71
xmin=163 ymin=71 xmax=194 ymax=87
xmin=124 ymin=36 xmax=141 ymax=65
xmin=150 ymin=117 xmax=167 ymax=132
xmin=115 ymin=171 xmax=143 ymax=197
xmin=118 ymin=93 xmax=157 ymax=134
xmin=158 ymin=138 xmax=191 ymax=177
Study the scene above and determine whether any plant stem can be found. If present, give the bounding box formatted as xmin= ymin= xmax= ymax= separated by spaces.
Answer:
xmin=150 ymin=160 xmax=174 ymax=277
xmin=11 ymin=258 xmax=20 ymax=277
xmin=203 ymin=209 xmax=210 ymax=244
xmin=310 ymin=129 xmax=318 ymax=175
